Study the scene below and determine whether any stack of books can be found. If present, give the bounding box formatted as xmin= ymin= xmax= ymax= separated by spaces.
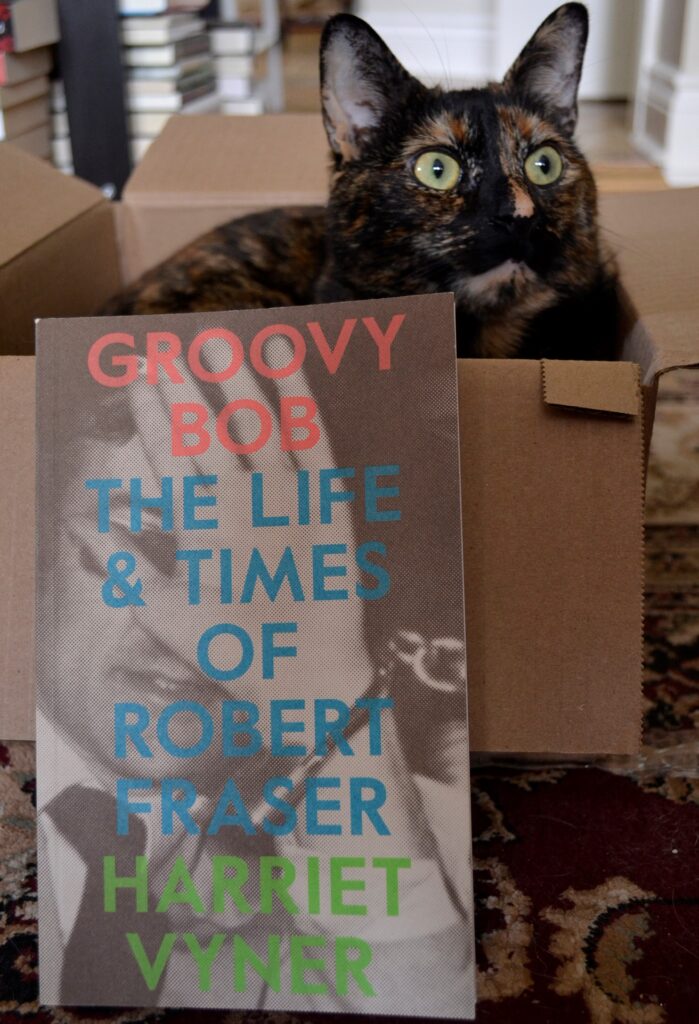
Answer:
xmin=0 ymin=0 xmax=59 ymax=159
xmin=50 ymin=80 xmax=72 ymax=173
xmin=210 ymin=21 xmax=258 ymax=112
xmin=209 ymin=13 xmax=284 ymax=116
xmin=119 ymin=1 xmax=218 ymax=163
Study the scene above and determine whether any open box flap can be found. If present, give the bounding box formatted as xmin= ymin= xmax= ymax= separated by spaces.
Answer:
xmin=542 ymin=359 xmax=640 ymax=415
xmin=0 ymin=143 xmax=105 ymax=269
xmin=123 ymin=114 xmax=329 ymax=203
xmin=621 ymin=304 xmax=699 ymax=383
xmin=600 ymin=189 xmax=699 ymax=384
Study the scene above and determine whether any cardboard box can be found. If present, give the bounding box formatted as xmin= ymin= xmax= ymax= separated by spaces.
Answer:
xmin=1 ymin=118 xmax=698 ymax=753
xmin=0 ymin=143 xmax=121 ymax=354
xmin=0 ymin=354 xmax=33 ymax=740
xmin=119 ymin=115 xmax=328 ymax=282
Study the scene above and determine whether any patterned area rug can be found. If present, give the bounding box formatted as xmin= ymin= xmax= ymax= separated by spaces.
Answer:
xmin=2 ymin=372 xmax=699 ymax=1023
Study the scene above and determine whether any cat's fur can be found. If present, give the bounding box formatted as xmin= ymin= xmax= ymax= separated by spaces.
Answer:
xmin=107 ymin=3 xmax=619 ymax=360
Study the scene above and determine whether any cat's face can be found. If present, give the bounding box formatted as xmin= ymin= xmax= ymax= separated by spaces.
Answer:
xmin=320 ymin=4 xmax=601 ymax=352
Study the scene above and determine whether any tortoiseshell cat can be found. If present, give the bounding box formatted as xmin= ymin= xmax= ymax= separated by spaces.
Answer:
xmin=109 ymin=3 xmax=619 ymax=360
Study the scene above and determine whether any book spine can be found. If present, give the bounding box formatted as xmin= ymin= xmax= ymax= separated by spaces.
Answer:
xmin=0 ymin=2 xmax=14 ymax=54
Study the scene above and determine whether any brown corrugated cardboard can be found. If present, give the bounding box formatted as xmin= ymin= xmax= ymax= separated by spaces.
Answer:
xmin=0 ymin=143 xmax=121 ymax=354
xmin=0 ymin=357 xmax=34 ymax=740
xmin=460 ymin=360 xmax=644 ymax=754
xmin=120 ymin=114 xmax=328 ymax=280
xmin=602 ymin=189 xmax=699 ymax=380
xmin=2 ymin=120 xmax=699 ymax=753
xmin=542 ymin=359 xmax=640 ymax=416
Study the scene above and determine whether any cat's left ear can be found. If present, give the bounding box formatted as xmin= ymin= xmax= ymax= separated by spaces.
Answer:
xmin=502 ymin=3 xmax=588 ymax=136
xmin=320 ymin=14 xmax=420 ymax=162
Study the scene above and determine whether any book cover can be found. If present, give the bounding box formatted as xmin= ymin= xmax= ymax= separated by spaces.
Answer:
xmin=36 ymin=294 xmax=475 ymax=1016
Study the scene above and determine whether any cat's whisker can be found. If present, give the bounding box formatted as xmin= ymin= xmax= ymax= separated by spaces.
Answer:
xmin=398 ymin=0 xmax=452 ymax=89
xmin=599 ymin=226 xmax=646 ymax=257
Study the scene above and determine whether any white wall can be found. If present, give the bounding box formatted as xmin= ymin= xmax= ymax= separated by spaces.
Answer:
xmin=354 ymin=0 xmax=495 ymax=87
xmin=494 ymin=0 xmax=641 ymax=99
xmin=355 ymin=0 xmax=641 ymax=98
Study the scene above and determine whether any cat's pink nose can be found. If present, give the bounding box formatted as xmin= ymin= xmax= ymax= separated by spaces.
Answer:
xmin=511 ymin=183 xmax=534 ymax=218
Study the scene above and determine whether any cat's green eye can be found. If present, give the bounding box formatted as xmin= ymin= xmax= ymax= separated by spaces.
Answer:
xmin=524 ymin=145 xmax=563 ymax=186
xmin=413 ymin=151 xmax=461 ymax=191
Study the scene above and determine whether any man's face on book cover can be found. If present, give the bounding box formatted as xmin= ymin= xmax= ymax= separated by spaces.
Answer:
xmin=49 ymin=433 xmax=237 ymax=787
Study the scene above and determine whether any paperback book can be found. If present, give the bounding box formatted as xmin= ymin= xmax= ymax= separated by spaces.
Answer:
xmin=0 ymin=0 xmax=59 ymax=54
xmin=209 ymin=22 xmax=255 ymax=57
xmin=221 ymin=89 xmax=265 ymax=116
xmin=127 ymin=76 xmax=216 ymax=113
xmin=0 ymin=71 xmax=48 ymax=108
xmin=128 ymin=92 xmax=219 ymax=137
xmin=0 ymin=44 xmax=51 ymax=86
xmin=123 ymin=33 xmax=209 ymax=68
xmin=215 ymin=53 xmax=254 ymax=79
xmin=118 ymin=0 xmax=172 ymax=13
xmin=128 ymin=62 xmax=214 ymax=95
xmin=36 ymin=294 xmax=475 ymax=1016
xmin=119 ymin=0 xmax=207 ymax=11
xmin=128 ymin=55 xmax=215 ymax=82
xmin=121 ymin=14 xmax=204 ymax=46
xmin=0 ymin=91 xmax=48 ymax=138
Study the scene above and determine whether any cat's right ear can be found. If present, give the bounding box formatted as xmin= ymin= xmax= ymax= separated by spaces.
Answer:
xmin=502 ymin=3 xmax=588 ymax=136
xmin=320 ymin=14 xmax=418 ymax=163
